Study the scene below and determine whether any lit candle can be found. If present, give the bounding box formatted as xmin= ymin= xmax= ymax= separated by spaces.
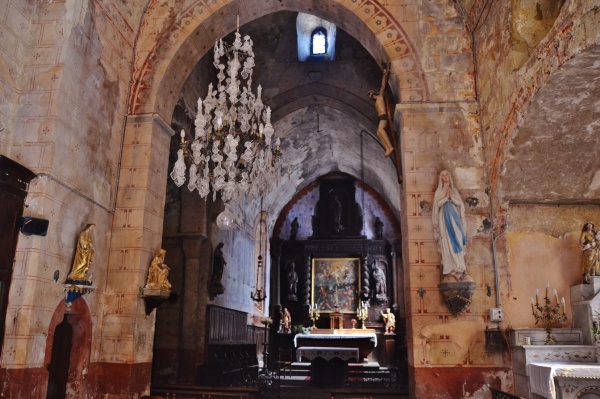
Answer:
xmin=180 ymin=129 xmax=186 ymax=143
xmin=531 ymin=297 xmax=535 ymax=313
xmin=561 ymin=297 xmax=566 ymax=314
xmin=554 ymin=288 xmax=559 ymax=304
xmin=546 ymin=282 xmax=550 ymax=298
xmin=536 ymin=288 xmax=539 ymax=304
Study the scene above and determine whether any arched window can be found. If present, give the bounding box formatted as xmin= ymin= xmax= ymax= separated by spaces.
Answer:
xmin=297 ymin=13 xmax=336 ymax=62
xmin=311 ymin=28 xmax=327 ymax=55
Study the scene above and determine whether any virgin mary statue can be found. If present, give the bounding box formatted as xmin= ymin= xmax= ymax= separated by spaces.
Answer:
xmin=432 ymin=170 xmax=467 ymax=276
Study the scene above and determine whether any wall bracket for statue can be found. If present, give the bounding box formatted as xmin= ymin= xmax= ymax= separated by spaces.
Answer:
xmin=439 ymin=273 xmax=476 ymax=315
xmin=140 ymin=287 xmax=179 ymax=315
xmin=64 ymin=283 xmax=95 ymax=309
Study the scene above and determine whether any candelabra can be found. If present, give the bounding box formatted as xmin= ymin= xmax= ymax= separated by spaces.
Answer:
xmin=531 ymin=283 xmax=567 ymax=345
xmin=261 ymin=318 xmax=272 ymax=371
xmin=357 ymin=301 xmax=369 ymax=329
xmin=308 ymin=303 xmax=320 ymax=328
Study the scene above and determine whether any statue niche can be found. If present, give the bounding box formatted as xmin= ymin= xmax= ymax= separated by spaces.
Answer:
xmin=311 ymin=174 xmax=364 ymax=238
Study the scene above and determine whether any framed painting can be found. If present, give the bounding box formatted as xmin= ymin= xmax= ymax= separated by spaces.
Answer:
xmin=311 ymin=258 xmax=360 ymax=313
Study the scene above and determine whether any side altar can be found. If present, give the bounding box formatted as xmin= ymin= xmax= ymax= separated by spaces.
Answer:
xmin=294 ymin=329 xmax=377 ymax=362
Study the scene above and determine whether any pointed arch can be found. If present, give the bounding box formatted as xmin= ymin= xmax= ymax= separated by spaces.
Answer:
xmin=127 ymin=0 xmax=429 ymax=120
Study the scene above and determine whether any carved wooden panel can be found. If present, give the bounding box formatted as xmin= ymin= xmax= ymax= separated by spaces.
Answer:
xmin=207 ymin=305 xmax=248 ymax=344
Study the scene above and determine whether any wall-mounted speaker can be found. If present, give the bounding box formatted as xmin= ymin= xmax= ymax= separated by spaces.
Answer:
xmin=20 ymin=217 xmax=49 ymax=236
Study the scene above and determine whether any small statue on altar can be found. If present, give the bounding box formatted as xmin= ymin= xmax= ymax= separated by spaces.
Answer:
xmin=381 ymin=308 xmax=395 ymax=333
xmin=280 ymin=308 xmax=292 ymax=333
xmin=67 ymin=223 xmax=95 ymax=284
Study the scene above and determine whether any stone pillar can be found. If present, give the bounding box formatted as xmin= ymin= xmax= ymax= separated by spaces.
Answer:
xmin=270 ymin=240 xmax=282 ymax=316
xmin=396 ymin=101 xmax=488 ymax=398
xmin=103 ymin=113 xmax=173 ymax=392
xmin=178 ymin=236 xmax=205 ymax=382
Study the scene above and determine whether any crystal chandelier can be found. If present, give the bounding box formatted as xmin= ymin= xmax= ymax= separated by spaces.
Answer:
xmin=170 ymin=19 xmax=282 ymax=206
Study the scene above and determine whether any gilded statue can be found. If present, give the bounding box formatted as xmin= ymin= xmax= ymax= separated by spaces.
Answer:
xmin=580 ymin=222 xmax=599 ymax=283
xmin=145 ymin=249 xmax=171 ymax=291
xmin=67 ymin=223 xmax=95 ymax=283
xmin=280 ymin=307 xmax=291 ymax=333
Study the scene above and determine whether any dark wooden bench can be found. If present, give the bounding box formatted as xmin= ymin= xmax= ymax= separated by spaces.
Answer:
xmin=151 ymin=383 xmax=258 ymax=399
xmin=197 ymin=343 xmax=258 ymax=387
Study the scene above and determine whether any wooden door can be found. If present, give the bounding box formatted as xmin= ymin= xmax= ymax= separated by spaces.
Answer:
xmin=0 ymin=156 xmax=35 ymax=352
xmin=46 ymin=315 xmax=73 ymax=399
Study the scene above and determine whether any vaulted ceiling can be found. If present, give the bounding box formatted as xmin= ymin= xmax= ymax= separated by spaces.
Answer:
xmin=172 ymin=10 xmax=401 ymax=226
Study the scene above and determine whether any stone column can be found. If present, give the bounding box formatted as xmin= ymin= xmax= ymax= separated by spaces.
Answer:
xmin=269 ymin=240 xmax=282 ymax=317
xmin=104 ymin=113 xmax=173 ymax=391
xmin=395 ymin=101 xmax=488 ymax=398
xmin=177 ymin=172 xmax=208 ymax=382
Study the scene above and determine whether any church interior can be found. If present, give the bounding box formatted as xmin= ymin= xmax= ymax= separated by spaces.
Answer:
xmin=1 ymin=0 xmax=600 ymax=398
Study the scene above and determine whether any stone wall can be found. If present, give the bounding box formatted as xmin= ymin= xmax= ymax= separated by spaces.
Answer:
xmin=0 ymin=0 xmax=163 ymax=397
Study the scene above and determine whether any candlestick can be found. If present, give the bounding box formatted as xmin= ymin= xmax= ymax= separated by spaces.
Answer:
xmin=531 ymin=286 xmax=567 ymax=345
xmin=530 ymin=297 xmax=535 ymax=313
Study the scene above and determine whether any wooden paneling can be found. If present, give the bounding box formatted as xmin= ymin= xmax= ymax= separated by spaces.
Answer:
xmin=207 ymin=305 xmax=248 ymax=345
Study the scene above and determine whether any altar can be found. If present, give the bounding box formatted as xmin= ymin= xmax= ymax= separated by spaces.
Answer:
xmin=528 ymin=362 xmax=600 ymax=399
xmin=293 ymin=329 xmax=377 ymax=362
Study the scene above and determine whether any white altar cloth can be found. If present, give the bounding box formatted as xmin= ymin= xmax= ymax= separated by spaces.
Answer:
xmin=297 ymin=346 xmax=359 ymax=362
xmin=293 ymin=333 xmax=377 ymax=348
xmin=528 ymin=362 xmax=600 ymax=399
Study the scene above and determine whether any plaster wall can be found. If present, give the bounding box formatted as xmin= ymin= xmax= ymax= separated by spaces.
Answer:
xmin=1 ymin=0 xmax=597 ymax=398
xmin=0 ymin=0 xmax=165 ymax=397
xmin=396 ymin=100 xmax=506 ymax=397
xmin=503 ymin=205 xmax=600 ymax=329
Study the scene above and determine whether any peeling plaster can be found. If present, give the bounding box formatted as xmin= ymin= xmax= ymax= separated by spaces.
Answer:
xmin=228 ymin=105 xmax=401 ymax=232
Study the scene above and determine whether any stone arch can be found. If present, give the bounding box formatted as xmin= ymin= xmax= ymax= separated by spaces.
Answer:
xmin=490 ymin=3 xmax=600 ymax=192
xmin=127 ymin=0 xmax=429 ymax=120
xmin=44 ymin=298 xmax=93 ymax=398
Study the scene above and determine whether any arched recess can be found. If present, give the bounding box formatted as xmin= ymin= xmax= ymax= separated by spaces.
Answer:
xmin=273 ymin=174 xmax=401 ymax=241
xmin=269 ymin=171 xmax=406 ymax=372
xmin=128 ymin=0 xmax=429 ymax=120
xmin=44 ymin=299 xmax=92 ymax=398
xmin=487 ymin=3 xmax=600 ymax=194
xmin=500 ymin=43 xmax=600 ymax=203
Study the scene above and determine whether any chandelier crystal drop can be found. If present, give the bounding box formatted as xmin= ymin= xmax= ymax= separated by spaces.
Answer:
xmin=170 ymin=21 xmax=282 ymax=205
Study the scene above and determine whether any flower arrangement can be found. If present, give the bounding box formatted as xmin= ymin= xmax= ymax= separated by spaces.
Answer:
xmin=262 ymin=318 xmax=273 ymax=327
xmin=292 ymin=325 xmax=304 ymax=334
xmin=591 ymin=310 xmax=600 ymax=341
